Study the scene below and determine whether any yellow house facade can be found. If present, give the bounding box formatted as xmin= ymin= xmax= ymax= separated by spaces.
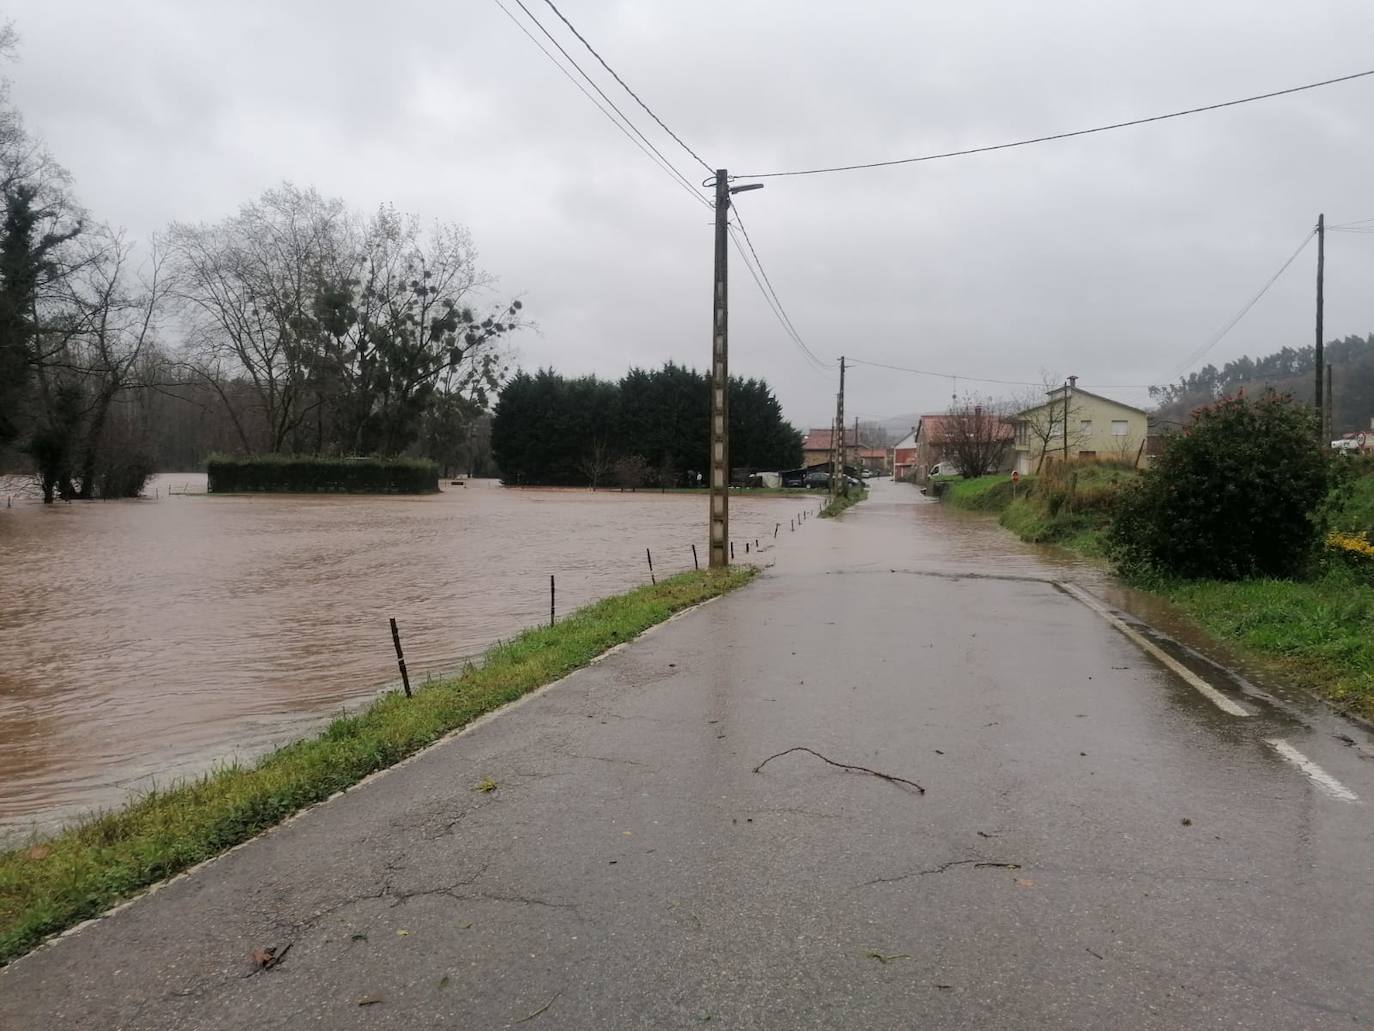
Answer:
xmin=1013 ymin=381 xmax=1149 ymax=475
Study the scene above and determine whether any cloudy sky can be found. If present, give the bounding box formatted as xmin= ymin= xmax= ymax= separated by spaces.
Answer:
xmin=6 ymin=0 xmax=1374 ymax=429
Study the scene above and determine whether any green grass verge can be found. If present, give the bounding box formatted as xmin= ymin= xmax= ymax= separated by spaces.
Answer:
xmin=0 ymin=567 xmax=756 ymax=967
xmin=942 ymin=474 xmax=1027 ymax=512
xmin=1333 ymin=472 xmax=1374 ymax=534
xmin=1157 ymin=568 xmax=1374 ymax=720
xmin=819 ymin=486 xmax=868 ymax=518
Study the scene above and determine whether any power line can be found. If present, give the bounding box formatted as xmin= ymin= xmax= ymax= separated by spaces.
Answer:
xmin=504 ymin=0 xmax=708 ymax=202
xmin=727 ymin=225 xmax=829 ymax=377
xmin=845 ymin=357 xmax=1156 ymax=391
xmin=845 ymin=358 xmax=1045 ymax=388
xmin=539 ymin=0 xmax=714 ymax=175
xmin=1170 ymin=227 xmax=1316 ymax=378
xmin=729 ymin=206 xmax=829 ymax=370
xmin=735 ymin=69 xmax=1374 ymax=180
xmin=491 ymin=0 xmax=710 ymax=211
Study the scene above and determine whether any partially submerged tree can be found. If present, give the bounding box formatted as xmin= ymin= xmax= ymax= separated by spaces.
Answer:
xmin=168 ymin=184 xmax=519 ymax=457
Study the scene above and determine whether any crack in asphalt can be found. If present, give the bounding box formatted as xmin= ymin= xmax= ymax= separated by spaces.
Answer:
xmin=858 ymin=859 xmax=1022 ymax=888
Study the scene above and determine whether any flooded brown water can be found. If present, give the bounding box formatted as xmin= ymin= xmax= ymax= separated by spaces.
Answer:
xmin=0 ymin=476 xmax=811 ymax=841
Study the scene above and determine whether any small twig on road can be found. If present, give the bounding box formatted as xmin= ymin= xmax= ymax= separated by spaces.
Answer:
xmin=752 ymin=747 xmax=924 ymax=794
xmin=865 ymin=950 xmax=912 ymax=964
xmin=513 ymin=992 xmax=561 ymax=1024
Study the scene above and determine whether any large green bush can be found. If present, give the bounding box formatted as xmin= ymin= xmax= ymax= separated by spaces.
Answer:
xmin=1108 ymin=394 xmax=1335 ymax=579
xmin=206 ymin=455 xmax=439 ymax=494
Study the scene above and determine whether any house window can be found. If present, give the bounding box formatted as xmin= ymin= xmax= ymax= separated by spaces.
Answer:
xmin=1111 ymin=420 xmax=1128 ymax=436
xmin=1080 ymin=419 xmax=1092 ymax=432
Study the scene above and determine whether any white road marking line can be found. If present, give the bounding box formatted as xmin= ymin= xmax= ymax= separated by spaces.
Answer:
xmin=1057 ymin=582 xmax=1251 ymax=718
xmin=1264 ymin=738 xmax=1361 ymax=803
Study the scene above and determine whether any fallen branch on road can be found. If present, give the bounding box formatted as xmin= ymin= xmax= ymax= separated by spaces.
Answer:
xmin=752 ymin=747 xmax=925 ymax=794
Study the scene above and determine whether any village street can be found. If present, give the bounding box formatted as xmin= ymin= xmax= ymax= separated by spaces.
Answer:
xmin=3 ymin=480 xmax=1373 ymax=1029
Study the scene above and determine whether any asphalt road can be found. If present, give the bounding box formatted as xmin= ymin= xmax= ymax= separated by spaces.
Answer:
xmin=4 ymin=480 xmax=1373 ymax=1029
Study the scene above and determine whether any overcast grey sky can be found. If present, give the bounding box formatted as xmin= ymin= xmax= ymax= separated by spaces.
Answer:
xmin=6 ymin=0 xmax=1373 ymax=428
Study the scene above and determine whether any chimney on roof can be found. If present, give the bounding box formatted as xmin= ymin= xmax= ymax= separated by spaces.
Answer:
xmin=1068 ymin=375 xmax=1078 ymax=389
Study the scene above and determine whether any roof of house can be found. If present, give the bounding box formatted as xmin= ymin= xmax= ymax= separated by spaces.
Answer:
xmin=802 ymin=427 xmax=862 ymax=451
xmin=915 ymin=414 xmax=1015 ymax=443
xmin=1017 ymin=386 xmax=1148 ymax=418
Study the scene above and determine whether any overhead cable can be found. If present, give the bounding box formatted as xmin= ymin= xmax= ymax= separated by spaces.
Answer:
xmin=504 ymin=0 xmax=708 ymax=202
xmin=727 ymin=226 xmax=830 ymax=378
xmin=735 ymin=69 xmax=1374 ymax=180
xmin=1170 ymin=227 xmax=1316 ymax=378
xmin=729 ymin=206 xmax=829 ymax=370
xmin=491 ymin=0 xmax=710 ymax=210
xmin=539 ymin=0 xmax=715 ymax=175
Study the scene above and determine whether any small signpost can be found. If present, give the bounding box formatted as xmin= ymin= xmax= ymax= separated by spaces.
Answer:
xmin=1011 ymin=469 xmax=1021 ymax=499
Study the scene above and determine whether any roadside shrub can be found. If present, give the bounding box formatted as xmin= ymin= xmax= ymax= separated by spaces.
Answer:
xmin=1108 ymin=394 xmax=1335 ymax=579
xmin=206 ymin=455 xmax=439 ymax=494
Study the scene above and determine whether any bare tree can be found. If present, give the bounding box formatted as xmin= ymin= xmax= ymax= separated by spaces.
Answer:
xmin=612 ymin=453 xmax=649 ymax=490
xmin=1013 ymin=380 xmax=1090 ymax=473
xmin=167 ymin=184 xmax=345 ymax=454
xmin=943 ymin=396 xmax=1015 ymax=478
xmin=578 ymin=439 xmax=612 ymax=489
xmin=168 ymin=186 xmax=519 ymax=457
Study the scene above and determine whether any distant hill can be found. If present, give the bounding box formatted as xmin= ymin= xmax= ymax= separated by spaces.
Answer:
xmin=1150 ymin=333 xmax=1374 ymax=433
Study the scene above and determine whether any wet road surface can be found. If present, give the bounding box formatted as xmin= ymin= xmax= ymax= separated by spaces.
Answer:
xmin=4 ymin=480 xmax=1372 ymax=1029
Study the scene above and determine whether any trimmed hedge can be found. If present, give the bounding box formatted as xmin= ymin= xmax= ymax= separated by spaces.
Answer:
xmin=206 ymin=455 xmax=439 ymax=494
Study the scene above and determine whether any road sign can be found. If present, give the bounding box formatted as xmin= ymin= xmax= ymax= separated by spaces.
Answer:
xmin=1011 ymin=470 xmax=1021 ymax=483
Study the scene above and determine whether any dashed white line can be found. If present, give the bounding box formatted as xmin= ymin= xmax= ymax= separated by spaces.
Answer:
xmin=1057 ymin=582 xmax=1251 ymax=718
xmin=1264 ymin=738 xmax=1361 ymax=803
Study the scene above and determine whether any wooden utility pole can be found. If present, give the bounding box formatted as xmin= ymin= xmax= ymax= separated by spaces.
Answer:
xmin=1315 ymin=213 xmax=1325 ymax=443
xmin=709 ymin=169 xmax=730 ymax=567
xmin=833 ymin=356 xmax=846 ymax=496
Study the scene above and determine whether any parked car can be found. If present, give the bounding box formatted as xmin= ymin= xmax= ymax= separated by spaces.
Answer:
xmin=803 ymin=470 xmax=831 ymax=489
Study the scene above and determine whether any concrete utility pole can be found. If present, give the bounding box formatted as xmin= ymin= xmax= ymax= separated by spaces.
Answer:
xmin=1315 ymin=213 xmax=1325 ymax=443
xmin=707 ymin=171 xmax=764 ymax=567
xmin=1062 ymin=377 xmax=1073 ymax=462
xmin=709 ymin=170 xmax=730 ymax=568
xmin=833 ymin=356 xmax=846 ymax=496
xmin=1325 ymin=362 xmax=1334 ymax=442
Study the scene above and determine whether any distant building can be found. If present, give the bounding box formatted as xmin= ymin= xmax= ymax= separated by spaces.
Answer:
xmin=1013 ymin=379 xmax=1150 ymax=475
xmin=909 ymin=413 xmax=1016 ymax=482
xmin=801 ymin=427 xmax=885 ymax=472
xmin=891 ymin=428 xmax=919 ymax=481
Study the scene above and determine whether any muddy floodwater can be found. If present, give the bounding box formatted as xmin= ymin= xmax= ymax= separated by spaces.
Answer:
xmin=0 ymin=476 xmax=812 ymax=841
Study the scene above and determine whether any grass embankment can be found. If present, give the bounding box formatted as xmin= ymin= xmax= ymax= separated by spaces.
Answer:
xmin=0 ymin=568 xmax=755 ymax=967
xmin=1157 ymin=570 xmax=1374 ymax=719
xmin=819 ymin=486 xmax=868 ymax=518
xmin=942 ymin=464 xmax=1129 ymax=558
xmin=940 ymin=466 xmax=1374 ymax=718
